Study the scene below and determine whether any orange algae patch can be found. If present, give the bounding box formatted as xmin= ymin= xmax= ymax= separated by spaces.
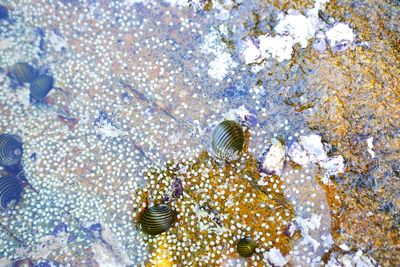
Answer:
xmin=299 ymin=1 xmax=400 ymax=264
xmin=318 ymin=177 xmax=400 ymax=266
xmin=132 ymin=144 xmax=295 ymax=266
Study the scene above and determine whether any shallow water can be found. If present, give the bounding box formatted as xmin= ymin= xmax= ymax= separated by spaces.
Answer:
xmin=0 ymin=0 xmax=399 ymax=266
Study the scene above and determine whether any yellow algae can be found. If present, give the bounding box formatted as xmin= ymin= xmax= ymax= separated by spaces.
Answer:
xmin=146 ymin=234 xmax=175 ymax=267
xmin=132 ymin=133 xmax=295 ymax=266
xmin=266 ymin=0 xmax=315 ymax=10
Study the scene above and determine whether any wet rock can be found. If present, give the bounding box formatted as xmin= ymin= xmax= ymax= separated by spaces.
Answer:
xmin=332 ymin=40 xmax=351 ymax=52
xmin=225 ymin=106 xmax=257 ymax=128
xmin=327 ymin=250 xmax=377 ymax=267
xmin=288 ymin=141 xmax=312 ymax=166
xmin=91 ymin=224 xmax=133 ymax=267
xmin=318 ymin=10 xmax=335 ymax=25
xmin=274 ymin=13 xmax=315 ymax=48
xmin=259 ymin=138 xmax=286 ymax=176
xmin=212 ymin=1 xmax=233 ymax=20
xmin=295 ymin=213 xmax=322 ymax=252
xmin=313 ymin=31 xmax=327 ymax=52
xmin=264 ymin=248 xmax=287 ymax=267
xmin=92 ymin=241 xmax=124 ymax=267
xmin=242 ymin=37 xmax=262 ymax=64
xmin=283 ymin=221 xmax=298 ymax=237
xmin=326 ymin=23 xmax=355 ymax=52
xmin=338 ymin=243 xmax=351 ymax=251
xmin=48 ymin=30 xmax=67 ymax=53
xmin=292 ymin=134 xmax=345 ymax=183
xmin=313 ymin=38 xmax=327 ymax=52
xmin=27 ymin=235 xmax=68 ymax=260
xmin=82 ymin=221 xmax=102 ymax=239
xmin=200 ymin=30 xmax=237 ymax=81
xmin=320 ymin=156 xmax=345 ymax=181
xmin=15 ymin=86 xmax=31 ymax=107
xmin=366 ymin=137 xmax=375 ymax=158
xmin=259 ymin=34 xmax=294 ymax=63
xmin=299 ymin=134 xmax=328 ymax=162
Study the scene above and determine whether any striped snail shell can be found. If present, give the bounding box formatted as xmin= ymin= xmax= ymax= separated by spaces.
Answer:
xmin=237 ymin=237 xmax=256 ymax=257
xmin=10 ymin=62 xmax=37 ymax=84
xmin=0 ymin=134 xmax=23 ymax=167
xmin=0 ymin=176 xmax=23 ymax=210
xmin=211 ymin=120 xmax=244 ymax=161
xmin=140 ymin=204 xmax=175 ymax=235
xmin=30 ymin=75 xmax=54 ymax=101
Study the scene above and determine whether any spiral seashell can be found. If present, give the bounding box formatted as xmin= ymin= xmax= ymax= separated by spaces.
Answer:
xmin=211 ymin=120 xmax=244 ymax=161
xmin=140 ymin=204 xmax=175 ymax=235
xmin=237 ymin=237 xmax=256 ymax=257
xmin=30 ymin=75 xmax=54 ymax=101
xmin=0 ymin=134 xmax=23 ymax=167
xmin=0 ymin=176 xmax=23 ymax=210
xmin=10 ymin=62 xmax=37 ymax=84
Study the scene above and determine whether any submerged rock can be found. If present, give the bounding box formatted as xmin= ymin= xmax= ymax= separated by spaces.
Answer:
xmin=291 ymin=135 xmax=344 ymax=183
xmin=224 ymin=106 xmax=257 ymax=128
xmin=259 ymin=138 xmax=286 ymax=176
xmin=326 ymin=23 xmax=355 ymax=52
xmin=299 ymin=134 xmax=328 ymax=162
xmin=288 ymin=141 xmax=312 ymax=166
xmin=91 ymin=224 xmax=133 ymax=267
xmin=242 ymin=37 xmax=262 ymax=65
xmin=327 ymin=250 xmax=377 ymax=267
xmin=264 ymin=248 xmax=287 ymax=267
xmin=320 ymin=156 xmax=345 ymax=181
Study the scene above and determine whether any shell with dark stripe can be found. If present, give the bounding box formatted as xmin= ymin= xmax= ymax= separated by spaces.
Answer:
xmin=211 ymin=120 xmax=244 ymax=161
xmin=30 ymin=75 xmax=54 ymax=101
xmin=0 ymin=176 xmax=23 ymax=210
xmin=140 ymin=204 xmax=175 ymax=235
xmin=11 ymin=62 xmax=37 ymax=84
xmin=0 ymin=134 xmax=23 ymax=167
xmin=237 ymin=237 xmax=256 ymax=257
